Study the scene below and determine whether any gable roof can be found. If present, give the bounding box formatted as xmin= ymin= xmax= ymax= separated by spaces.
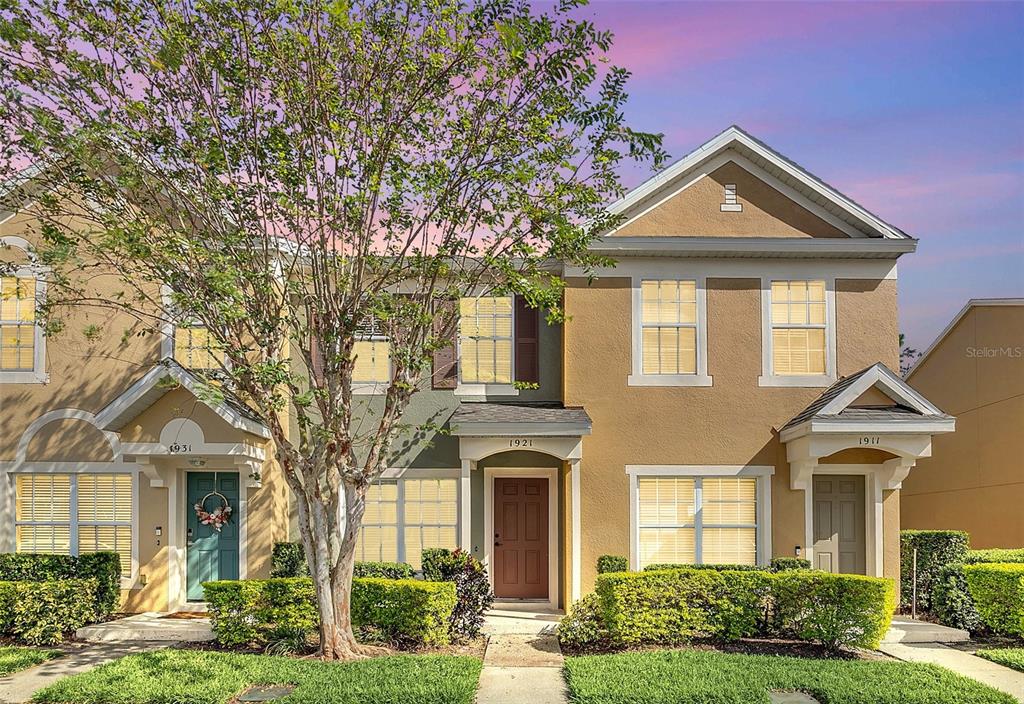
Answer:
xmin=605 ymin=125 xmax=912 ymax=241
xmin=905 ymin=298 xmax=1024 ymax=380
xmin=780 ymin=362 xmax=954 ymax=440
xmin=95 ymin=359 xmax=270 ymax=439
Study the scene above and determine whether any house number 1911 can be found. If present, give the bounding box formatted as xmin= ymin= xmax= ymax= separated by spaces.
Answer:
xmin=858 ymin=436 xmax=880 ymax=446
xmin=509 ymin=438 xmax=533 ymax=448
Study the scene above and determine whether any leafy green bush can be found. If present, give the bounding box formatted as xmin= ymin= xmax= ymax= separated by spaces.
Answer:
xmin=354 ymin=561 xmax=415 ymax=579
xmin=352 ymin=578 xmax=456 ymax=647
xmin=558 ymin=593 xmax=609 ymax=651
xmin=596 ymin=568 xmax=772 ymax=646
xmin=270 ymin=542 xmax=307 ymax=577
xmin=642 ymin=563 xmax=761 ymax=572
xmin=204 ymin=576 xmax=457 ymax=648
xmin=932 ymin=564 xmax=983 ymax=632
xmin=0 ymin=579 xmax=99 ymax=645
xmin=966 ymin=549 xmax=1024 ymax=564
xmin=963 ymin=563 xmax=1024 ymax=637
xmin=0 ymin=552 xmax=120 ymax=619
xmin=772 ymin=571 xmax=896 ymax=651
xmin=420 ymin=549 xmax=493 ymax=639
xmin=770 ymin=557 xmax=811 ymax=572
xmin=597 ymin=555 xmax=628 ymax=574
xmin=900 ymin=530 xmax=969 ymax=613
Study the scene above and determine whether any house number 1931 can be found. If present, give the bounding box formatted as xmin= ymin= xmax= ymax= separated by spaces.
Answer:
xmin=858 ymin=436 xmax=880 ymax=446
xmin=509 ymin=438 xmax=533 ymax=448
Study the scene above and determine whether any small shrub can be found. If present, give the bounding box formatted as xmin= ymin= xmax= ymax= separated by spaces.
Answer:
xmin=899 ymin=530 xmax=969 ymax=613
xmin=0 ymin=553 xmax=78 ymax=581
xmin=0 ymin=579 xmax=98 ymax=645
xmin=596 ymin=555 xmax=628 ymax=574
xmin=420 ymin=548 xmax=493 ymax=639
xmin=354 ymin=561 xmax=414 ymax=580
xmin=966 ymin=549 xmax=1024 ymax=564
xmin=351 ymin=578 xmax=456 ymax=647
xmin=270 ymin=542 xmax=307 ymax=577
xmin=0 ymin=552 xmax=119 ymax=620
xmin=558 ymin=593 xmax=608 ymax=650
xmin=76 ymin=552 xmax=122 ymax=617
xmin=772 ymin=571 xmax=896 ymax=651
xmin=596 ymin=568 xmax=771 ymax=646
xmin=932 ymin=564 xmax=983 ymax=632
xmin=963 ymin=563 xmax=1024 ymax=637
xmin=641 ymin=563 xmax=761 ymax=572
xmin=770 ymin=557 xmax=811 ymax=572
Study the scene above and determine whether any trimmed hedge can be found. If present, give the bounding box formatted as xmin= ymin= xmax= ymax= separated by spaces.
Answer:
xmin=900 ymin=530 xmax=969 ymax=613
xmin=0 ymin=579 xmax=99 ymax=645
xmin=966 ymin=549 xmax=1024 ymax=564
xmin=772 ymin=571 xmax=896 ymax=651
xmin=269 ymin=542 xmax=412 ymax=580
xmin=0 ymin=552 xmax=120 ymax=619
xmin=354 ymin=562 xmax=415 ymax=579
xmin=576 ymin=569 xmax=895 ymax=652
xmin=932 ymin=564 xmax=983 ymax=632
xmin=596 ymin=555 xmax=628 ymax=574
xmin=420 ymin=549 xmax=493 ymax=639
xmin=963 ymin=563 xmax=1024 ymax=637
xmin=204 ymin=576 xmax=457 ymax=648
xmin=642 ymin=563 xmax=761 ymax=572
xmin=770 ymin=557 xmax=811 ymax=572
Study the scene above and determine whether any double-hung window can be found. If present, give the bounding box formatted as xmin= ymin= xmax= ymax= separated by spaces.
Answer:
xmin=458 ymin=296 xmax=513 ymax=385
xmin=355 ymin=477 xmax=459 ymax=571
xmin=173 ymin=325 xmax=223 ymax=370
xmin=767 ymin=280 xmax=829 ymax=378
xmin=15 ymin=473 xmax=134 ymax=577
xmin=1 ymin=275 xmax=45 ymax=382
xmin=634 ymin=474 xmax=762 ymax=568
xmin=352 ymin=319 xmax=390 ymax=387
xmin=641 ymin=280 xmax=697 ymax=375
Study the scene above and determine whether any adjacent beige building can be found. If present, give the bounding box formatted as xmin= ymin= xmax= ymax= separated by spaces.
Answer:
xmin=902 ymin=299 xmax=1024 ymax=548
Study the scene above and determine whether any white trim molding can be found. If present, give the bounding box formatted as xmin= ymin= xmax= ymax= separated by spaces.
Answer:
xmin=625 ymin=465 xmax=774 ymax=571
xmin=483 ymin=466 xmax=559 ymax=610
xmin=628 ymin=275 xmax=713 ymax=387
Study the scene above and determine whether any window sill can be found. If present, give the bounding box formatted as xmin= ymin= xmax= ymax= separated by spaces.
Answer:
xmin=352 ymin=382 xmax=389 ymax=395
xmin=0 ymin=371 xmax=49 ymax=384
xmin=758 ymin=374 xmax=835 ymax=388
xmin=454 ymin=383 xmax=519 ymax=399
xmin=628 ymin=374 xmax=713 ymax=387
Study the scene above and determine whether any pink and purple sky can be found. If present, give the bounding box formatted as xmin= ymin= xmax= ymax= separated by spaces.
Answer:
xmin=575 ymin=0 xmax=1024 ymax=351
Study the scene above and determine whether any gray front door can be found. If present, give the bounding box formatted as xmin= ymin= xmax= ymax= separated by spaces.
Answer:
xmin=812 ymin=475 xmax=866 ymax=574
xmin=186 ymin=472 xmax=240 ymax=601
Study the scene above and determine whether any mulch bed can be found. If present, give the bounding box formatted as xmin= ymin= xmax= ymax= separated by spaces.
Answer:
xmin=175 ymin=636 xmax=487 ymax=660
xmin=562 ymin=637 xmax=891 ymax=661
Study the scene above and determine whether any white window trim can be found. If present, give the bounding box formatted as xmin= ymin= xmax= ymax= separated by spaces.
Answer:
xmin=1 ymin=263 xmax=49 ymax=384
xmin=626 ymin=465 xmax=773 ymax=570
xmin=11 ymin=468 xmax=139 ymax=587
xmin=759 ymin=277 xmax=837 ymax=387
xmin=349 ymin=468 xmax=462 ymax=570
xmin=629 ymin=275 xmax=712 ymax=387
xmin=351 ymin=333 xmax=392 ymax=395
xmin=455 ymin=295 xmax=519 ymax=397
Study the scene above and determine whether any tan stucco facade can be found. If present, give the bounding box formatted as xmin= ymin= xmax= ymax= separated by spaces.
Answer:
xmin=902 ymin=302 xmax=1024 ymax=548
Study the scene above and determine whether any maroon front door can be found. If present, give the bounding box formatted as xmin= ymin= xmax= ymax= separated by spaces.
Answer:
xmin=493 ymin=477 xmax=549 ymax=599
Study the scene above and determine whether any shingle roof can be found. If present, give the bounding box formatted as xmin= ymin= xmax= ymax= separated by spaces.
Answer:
xmin=162 ymin=359 xmax=265 ymax=426
xmin=782 ymin=366 xmax=878 ymax=430
xmin=451 ymin=402 xmax=592 ymax=436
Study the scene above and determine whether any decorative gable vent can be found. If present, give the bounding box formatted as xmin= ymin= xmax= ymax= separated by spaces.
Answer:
xmin=720 ymin=183 xmax=742 ymax=212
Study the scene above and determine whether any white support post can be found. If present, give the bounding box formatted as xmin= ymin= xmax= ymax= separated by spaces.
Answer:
xmin=0 ymin=471 xmax=13 ymax=552
xmin=460 ymin=459 xmax=473 ymax=552
xmin=570 ymin=458 xmax=582 ymax=604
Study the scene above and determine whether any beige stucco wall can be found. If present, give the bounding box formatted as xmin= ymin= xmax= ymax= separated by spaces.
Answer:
xmin=903 ymin=303 xmax=1024 ymax=548
xmin=614 ymin=161 xmax=850 ymax=238
xmin=563 ymin=274 xmax=900 ymax=592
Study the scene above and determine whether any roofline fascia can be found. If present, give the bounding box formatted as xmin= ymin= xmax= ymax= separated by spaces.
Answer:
xmin=589 ymin=236 xmax=917 ymax=258
xmin=780 ymin=417 xmax=956 ymax=442
xmin=451 ymin=421 xmax=592 ymax=437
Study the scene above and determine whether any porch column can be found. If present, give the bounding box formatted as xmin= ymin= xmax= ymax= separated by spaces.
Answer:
xmin=0 ymin=472 xmax=13 ymax=552
xmin=570 ymin=458 xmax=582 ymax=604
xmin=460 ymin=459 xmax=474 ymax=551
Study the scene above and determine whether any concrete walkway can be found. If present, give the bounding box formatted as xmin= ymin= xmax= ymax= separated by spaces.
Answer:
xmin=0 ymin=641 xmax=173 ymax=704
xmin=880 ymin=642 xmax=1024 ymax=703
xmin=883 ymin=617 xmax=970 ymax=644
xmin=477 ymin=605 xmax=567 ymax=704
xmin=76 ymin=612 xmax=213 ymax=642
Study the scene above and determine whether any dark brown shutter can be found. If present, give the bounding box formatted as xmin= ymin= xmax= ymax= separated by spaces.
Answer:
xmin=309 ymin=312 xmax=325 ymax=382
xmin=514 ymin=295 xmax=540 ymax=384
xmin=432 ymin=299 xmax=458 ymax=389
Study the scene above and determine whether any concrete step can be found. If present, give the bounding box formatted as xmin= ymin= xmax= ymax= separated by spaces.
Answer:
xmin=483 ymin=606 xmax=562 ymax=635
xmin=883 ymin=617 xmax=970 ymax=644
xmin=76 ymin=612 xmax=213 ymax=642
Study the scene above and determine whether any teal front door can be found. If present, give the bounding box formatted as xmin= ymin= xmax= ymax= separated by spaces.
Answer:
xmin=186 ymin=472 xmax=240 ymax=601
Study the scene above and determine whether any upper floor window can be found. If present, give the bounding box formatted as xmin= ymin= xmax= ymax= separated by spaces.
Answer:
xmin=641 ymin=280 xmax=697 ymax=375
xmin=768 ymin=280 xmax=828 ymax=378
xmin=458 ymin=296 xmax=513 ymax=385
xmin=352 ymin=318 xmax=391 ymax=386
xmin=1 ymin=274 xmax=46 ymax=383
xmin=173 ymin=325 xmax=223 ymax=370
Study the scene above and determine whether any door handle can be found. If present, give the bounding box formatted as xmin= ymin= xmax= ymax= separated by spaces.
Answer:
xmin=494 ymin=541 xmax=503 ymax=547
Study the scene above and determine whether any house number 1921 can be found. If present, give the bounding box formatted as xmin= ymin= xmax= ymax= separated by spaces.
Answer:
xmin=509 ymin=438 xmax=533 ymax=448
xmin=858 ymin=436 xmax=880 ymax=446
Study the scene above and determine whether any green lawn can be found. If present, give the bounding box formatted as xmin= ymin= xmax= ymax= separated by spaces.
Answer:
xmin=977 ymin=647 xmax=1024 ymax=673
xmin=0 ymin=646 xmax=62 ymax=676
xmin=31 ymin=648 xmax=482 ymax=704
xmin=564 ymin=650 xmax=1016 ymax=704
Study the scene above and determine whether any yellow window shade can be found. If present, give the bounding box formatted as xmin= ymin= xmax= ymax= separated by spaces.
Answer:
xmin=459 ymin=296 xmax=513 ymax=384
xmin=174 ymin=326 xmax=223 ymax=370
xmin=1 ymin=276 xmax=35 ymax=321
xmin=639 ymin=527 xmax=696 ymax=567
xmin=78 ymin=474 xmax=133 ymax=522
xmin=16 ymin=475 xmax=71 ymax=522
xmin=703 ymin=528 xmax=757 ymax=565
xmin=78 ymin=525 xmax=132 ymax=575
xmin=703 ymin=478 xmax=757 ymax=525
xmin=16 ymin=525 xmax=71 ymax=555
xmin=772 ymin=328 xmax=826 ymax=375
xmin=352 ymin=340 xmax=390 ymax=383
xmin=638 ymin=477 xmax=696 ymax=526
xmin=0 ymin=324 xmax=35 ymax=370
xmin=357 ymin=525 xmax=399 ymax=563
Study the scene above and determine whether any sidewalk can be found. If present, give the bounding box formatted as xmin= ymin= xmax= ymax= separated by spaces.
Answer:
xmin=477 ymin=606 xmax=567 ymax=704
xmin=880 ymin=642 xmax=1024 ymax=703
xmin=0 ymin=642 xmax=173 ymax=704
